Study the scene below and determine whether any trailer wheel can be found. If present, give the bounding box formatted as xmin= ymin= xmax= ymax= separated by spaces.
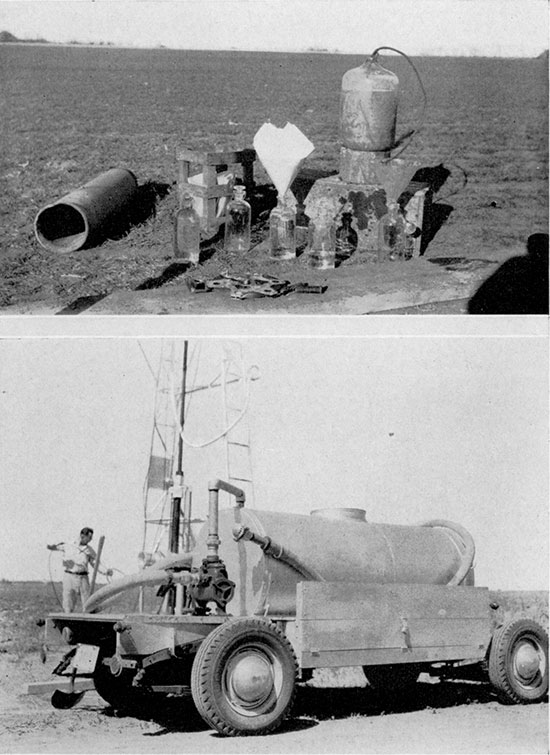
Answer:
xmin=488 ymin=619 xmax=548 ymax=704
xmin=94 ymin=661 xmax=152 ymax=711
xmin=191 ymin=618 xmax=297 ymax=736
xmin=363 ymin=663 xmax=420 ymax=691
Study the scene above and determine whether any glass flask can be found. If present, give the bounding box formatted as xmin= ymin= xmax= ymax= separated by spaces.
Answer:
xmin=307 ymin=220 xmax=337 ymax=269
xmin=269 ymin=195 xmax=296 ymax=260
xmin=335 ymin=210 xmax=358 ymax=259
xmin=224 ymin=185 xmax=251 ymax=253
xmin=377 ymin=202 xmax=413 ymax=261
xmin=173 ymin=193 xmax=200 ymax=264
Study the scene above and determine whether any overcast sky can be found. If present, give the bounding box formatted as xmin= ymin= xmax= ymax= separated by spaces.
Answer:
xmin=1 ymin=336 xmax=547 ymax=592
xmin=0 ymin=0 xmax=547 ymax=56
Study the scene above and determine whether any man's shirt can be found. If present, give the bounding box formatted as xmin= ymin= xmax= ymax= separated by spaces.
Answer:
xmin=59 ymin=542 xmax=96 ymax=573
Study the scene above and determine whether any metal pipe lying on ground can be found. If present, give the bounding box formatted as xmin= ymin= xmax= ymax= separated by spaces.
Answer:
xmin=34 ymin=168 xmax=138 ymax=253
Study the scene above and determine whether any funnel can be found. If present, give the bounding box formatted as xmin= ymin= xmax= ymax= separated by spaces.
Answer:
xmin=375 ymin=159 xmax=420 ymax=205
xmin=253 ymin=122 xmax=314 ymax=198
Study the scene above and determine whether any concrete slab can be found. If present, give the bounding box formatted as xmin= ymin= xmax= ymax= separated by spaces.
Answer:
xmin=87 ymin=258 xmax=497 ymax=316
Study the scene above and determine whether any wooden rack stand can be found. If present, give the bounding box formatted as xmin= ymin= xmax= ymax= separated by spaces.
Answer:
xmin=176 ymin=148 xmax=256 ymax=239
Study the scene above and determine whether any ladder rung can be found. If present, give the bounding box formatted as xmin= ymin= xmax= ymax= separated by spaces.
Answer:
xmin=229 ymin=476 xmax=253 ymax=483
xmin=227 ymin=440 xmax=250 ymax=448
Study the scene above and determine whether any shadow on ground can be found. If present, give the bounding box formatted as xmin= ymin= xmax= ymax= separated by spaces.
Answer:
xmin=102 ymin=180 xmax=172 ymax=244
xmin=56 ymin=293 xmax=109 ymax=315
xmin=468 ymin=233 xmax=549 ymax=314
xmin=94 ymin=680 xmax=505 ymax=737
xmin=411 ymin=164 xmax=459 ymax=255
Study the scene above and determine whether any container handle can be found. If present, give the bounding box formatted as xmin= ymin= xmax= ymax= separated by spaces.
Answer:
xmin=371 ymin=46 xmax=428 ymax=161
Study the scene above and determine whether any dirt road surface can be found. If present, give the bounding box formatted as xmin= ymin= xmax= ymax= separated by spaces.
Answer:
xmin=1 ymin=655 xmax=547 ymax=754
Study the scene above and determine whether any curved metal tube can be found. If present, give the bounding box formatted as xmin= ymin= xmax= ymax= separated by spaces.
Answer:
xmin=420 ymin=519 xmax=475 ymax=586
xmin=34 ymin=168 xmax=138 ymax=253
xmin=232 ymin=524 xmax=325 ymax=582
xmin=83 ymin=568 xmax=197 ymax=613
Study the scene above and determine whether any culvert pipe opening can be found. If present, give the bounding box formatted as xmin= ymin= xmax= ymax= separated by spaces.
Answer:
xmin=34 ymin=203 xmax=89 ymax=253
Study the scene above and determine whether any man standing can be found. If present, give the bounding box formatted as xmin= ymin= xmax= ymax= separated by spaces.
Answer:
xmin=47 ymin=527 xmax=98 ymax=613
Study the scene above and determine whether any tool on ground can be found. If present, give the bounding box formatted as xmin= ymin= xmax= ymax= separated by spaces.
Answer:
xmin=186 ymin=273 xmax=327 ymax=299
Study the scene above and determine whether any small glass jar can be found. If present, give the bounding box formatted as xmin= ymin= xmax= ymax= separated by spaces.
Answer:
xmin=173 ymin=193 xmax=200 ymax=264
xmin=307 ymin=220 xmax=336 ymax=269
xmin=335 ymin=210 xmax=358 ymax=259
xmin=269 ymin=197 xmax=296 ymax=260
xmin=377 ymin=202 xmax=413 ymax=261
xmin=224 ymin=185 xmax=251 ymax=253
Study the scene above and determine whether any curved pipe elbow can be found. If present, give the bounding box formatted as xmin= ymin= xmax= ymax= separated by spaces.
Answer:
xmin=420 ymin=519 xmax=476 ymax=586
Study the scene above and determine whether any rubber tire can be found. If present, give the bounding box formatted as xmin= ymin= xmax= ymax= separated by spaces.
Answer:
xmin=191 ymin=618 xmax=297 ymax=736
xmin=94 ymin=662 xmax=154 ymax=711
xmin=488 ymin=618 xmax=548 ymax=704
xmin=363 ymin=663 xmax=420 ymax=691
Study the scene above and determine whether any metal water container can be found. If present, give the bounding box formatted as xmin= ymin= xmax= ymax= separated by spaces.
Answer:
xmin=194 ymin=508 xmax=475 ymax=616
xmin=339 ymin=55 xmax=400 ymax=152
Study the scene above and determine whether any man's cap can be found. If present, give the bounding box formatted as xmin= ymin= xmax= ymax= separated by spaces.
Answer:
xmin=80 ymin=527 xmax=94 ymax=536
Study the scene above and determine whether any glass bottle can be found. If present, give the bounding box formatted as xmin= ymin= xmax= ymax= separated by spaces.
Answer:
xmin=269 ymin=195 xmax=296 ymax=260
xmin=173 ymin=193 xmax=200 ymax=264
xmin=224 ymin=185 xmax=251 ymax=253
xmin=307 ymin=220 xmax=337 ymax=269
xmin=377 ymin=201 xmax=413 ymax=261
xmin=335 ymin=210 xmax=358 ymax=260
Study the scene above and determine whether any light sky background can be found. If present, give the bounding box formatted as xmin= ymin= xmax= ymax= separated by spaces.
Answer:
xmin=1 ymin=336 xmax=547 ymax=591
xmin=0 ymin=0 xmax=547 ymax=56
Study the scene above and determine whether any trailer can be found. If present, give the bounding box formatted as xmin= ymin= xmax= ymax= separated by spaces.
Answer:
xmin=34 ymin=479 xmax=548 ymax=736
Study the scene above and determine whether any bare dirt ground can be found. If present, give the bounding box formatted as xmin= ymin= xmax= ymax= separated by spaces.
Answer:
xmin=0 ymin=46 xmax=547 ymax=314
xmin=1 ymin=584 xmax=548 ymax=752
xmin=0 ymin=654 xmax=548 ymax=755
xmin=1 ymin=653 xmax=548 ymax=754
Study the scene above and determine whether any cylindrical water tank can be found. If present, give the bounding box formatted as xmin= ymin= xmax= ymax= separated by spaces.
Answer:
xmin=193 ymin=508 xmax=475 ymax=616
xmin=339 ymin=56 xmax=399 ymax=152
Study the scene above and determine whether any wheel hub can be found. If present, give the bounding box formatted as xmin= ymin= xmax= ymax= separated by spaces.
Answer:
xmin=227 ymin=651 xmax=274 ymax=708
xmin=514 ymin=641 xmax=541 ymax=684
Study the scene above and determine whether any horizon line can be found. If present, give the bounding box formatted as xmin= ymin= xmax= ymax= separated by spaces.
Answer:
xmin=1 ymin=40 xmax=547 ymax=59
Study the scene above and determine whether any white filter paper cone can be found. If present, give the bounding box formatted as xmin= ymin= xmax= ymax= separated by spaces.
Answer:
xmin=253 ymin=122 xmax=314 ymax=197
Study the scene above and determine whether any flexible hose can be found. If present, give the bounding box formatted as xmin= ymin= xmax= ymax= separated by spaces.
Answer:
xmin=47 ymin=550 xmax=64 ymax=611
xmin=371 ymin=46 xmax=428 ymax=161
xmin=233 ymin=525 xmax=325 ymax=582
xmin=420 ymin=519 xmax=475 ymax=586
xmin=83 ymin=568 xmax=198 ymax=613
xmin=170 ymin=362 xmax=259 ymax=449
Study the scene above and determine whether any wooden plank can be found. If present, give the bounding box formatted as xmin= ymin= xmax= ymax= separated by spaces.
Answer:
xmin=179 ymin=183 xmax=231 ymax=199
xmin=27 ymin=679 xmax=95 ymax=696
xmin=176 ymin=148 xmax=256 ymax=165
xmin=204 ymin=148 xmax=256 ymax=165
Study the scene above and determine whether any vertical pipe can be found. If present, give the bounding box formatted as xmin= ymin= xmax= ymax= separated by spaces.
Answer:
xmin=183 ymin=488 xmax=192 ymax=553
xmin=90 ymin=535 xmax=105 ymax=595
xmin=207 ymin=486 xmax=221 ymax=561
xmin=168 ymin=342 xmax=188 ymax=612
